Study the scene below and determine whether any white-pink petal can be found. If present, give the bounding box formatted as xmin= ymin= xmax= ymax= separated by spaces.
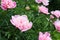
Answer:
xmin=35 ymin=0 xmax=49 ymax=6
xmin=1 ymin=0 xmax=16 ymax=10
xmin=10 ymin=15 xmax=33 ymax=32
xmin=38 ymin=5 xmax=49 ymax=14
xmin=53 ymin=19 xmax=60 ymax=32
xmin=51 ymin=10 xmax=60 ymax=18
xmin=38 ymin=32 xmax=52 ymax=40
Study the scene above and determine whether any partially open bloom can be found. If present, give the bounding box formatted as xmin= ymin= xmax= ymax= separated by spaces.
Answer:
xmin=50 ymin=15 xmax=54 ymax=19
xmin=38 ymin=5 xmax=49 ymax=14
xmin=53 ymin=19 xmax=60 ymax=32
xmin=10 ymin=15 xmax=32 ymax=32
xmin=38 ymin=32 xmax=52 ymax=40
xmin=1 ymin=0 xmax=16 ymax=10
xmin=35 ymin=0 xmax=49 ymax=6
xmin=51 ymin=10 xmax=60 ymax=18
xmin=35 ymin=0 xmax=42 ymax=4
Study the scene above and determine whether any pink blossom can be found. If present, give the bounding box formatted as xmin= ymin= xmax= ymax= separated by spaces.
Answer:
xmin=10 ymin=15 xmax=32 ymax=32
xmin=50 ymin=15 xmax=54 ymax=19
xmin=35 ymin=0 xmax=42 ymax=4
xmin=51 ymin=10 xmax=60 ymax=18
xmin=38 ymin=5 xmax=49 ymax=14
xmin=38 ymin=32 xmax=52 ymax=40
xmin=35 ymin=0 xmax=49 ymax=6
xmin=53 ymin=19 xmax=60 ymax=32
xmin=1 ymin=0 xmax=16 ymax=10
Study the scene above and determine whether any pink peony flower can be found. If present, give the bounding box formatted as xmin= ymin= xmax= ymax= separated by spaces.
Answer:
xmin=53 ymin=19 xmax=60 ymax=32
xmin=35 ymin=0 xmax=49 ymax=6
xmin=51 ymin=10 xmax=60 ymax=18
xmin=38 ymin=32 xmax=52 ymax=40
xmin=38 ymin=5 xmax=49 ymax=14
xmin=50 ymin=15 xmax=54 ymax=19
xmin=35 ymin=0 xmax=42 ymax=4
xmin=1 ymin=0 xmax=16 ymax=10
xmin=10 ymin=15 xmax=32 ymax=32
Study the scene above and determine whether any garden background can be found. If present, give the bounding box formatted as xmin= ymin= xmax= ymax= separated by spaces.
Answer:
xmin=0 ymin=0 xmax=60 ymax=40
